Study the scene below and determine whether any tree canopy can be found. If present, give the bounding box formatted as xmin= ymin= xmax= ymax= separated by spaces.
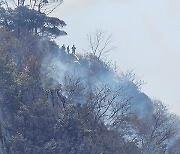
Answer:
xmin=0 ymin=0 xmax=66 ymax=37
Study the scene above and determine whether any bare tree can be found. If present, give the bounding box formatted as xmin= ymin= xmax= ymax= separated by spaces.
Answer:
xmin=129 ymin=100 xmax=178 ymax=154
xmin=86 ymin=29 xmax=115 ymax=60
xmin=121 ymin=69 xmax=145 ymax=89
xmin=62 ymin=73 xmax=85 ymax=103
xmin=84 ymin=84 xmax=132 ymax=125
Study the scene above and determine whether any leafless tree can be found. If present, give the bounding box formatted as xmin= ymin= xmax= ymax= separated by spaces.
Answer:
xmin=129 ymin=100 xmax=178 ymax=154
xmin=121 ymin=69 xmax=145 ymax=89
xmin=62 ymin=73 xmax=85 ymax=103
xmin=86 ymin=29 xmax=115 ymax=60
xmin=84 ymin=84 xmax=132 ymax=125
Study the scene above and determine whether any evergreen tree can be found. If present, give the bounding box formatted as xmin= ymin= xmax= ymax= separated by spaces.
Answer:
xmin=0 ymin=1 xmax=66 ymax=37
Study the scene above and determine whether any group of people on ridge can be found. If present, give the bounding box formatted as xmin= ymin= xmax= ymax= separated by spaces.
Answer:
xmin=61 ymin=44 xmax=76 ymax=55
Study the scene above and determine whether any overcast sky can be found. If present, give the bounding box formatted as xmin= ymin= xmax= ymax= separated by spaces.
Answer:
xmin=52 ymin=0 xmax=180 ymax=115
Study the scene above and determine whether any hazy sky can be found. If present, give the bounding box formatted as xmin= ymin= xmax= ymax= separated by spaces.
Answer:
xmin=52 ymin=0 xmax=180 ymax=115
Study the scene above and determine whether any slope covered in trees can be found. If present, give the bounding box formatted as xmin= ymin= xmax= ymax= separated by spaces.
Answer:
xmin=0 ymin=1 xmax=180 ymax=154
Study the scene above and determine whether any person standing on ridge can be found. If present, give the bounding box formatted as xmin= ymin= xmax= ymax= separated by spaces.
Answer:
xmin=72 ymin=45 xmax=76 ymax=54
xmin=67 ymin=45 xmax=70 ymax=54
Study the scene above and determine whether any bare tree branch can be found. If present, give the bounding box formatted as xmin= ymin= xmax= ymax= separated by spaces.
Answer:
xmin=86 ymin=29 xmax=116 ymax=60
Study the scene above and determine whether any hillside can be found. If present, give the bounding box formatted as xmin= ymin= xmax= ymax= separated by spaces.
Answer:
xmin=0 ymin=1 xmax=180 ymax=153
xmin=0 ymin=28 xmax=179 ymax=154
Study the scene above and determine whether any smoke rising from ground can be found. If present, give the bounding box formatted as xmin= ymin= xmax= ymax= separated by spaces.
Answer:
xmin=41 ymin=47 xmax=154 ymax=119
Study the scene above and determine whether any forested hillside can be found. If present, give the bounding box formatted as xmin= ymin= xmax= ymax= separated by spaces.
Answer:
xmin=0 ymin=0 xmax=180 ymax=154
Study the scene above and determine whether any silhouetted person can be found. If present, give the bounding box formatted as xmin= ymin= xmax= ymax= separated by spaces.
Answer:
xmin=72 ymin=45 xmax=76 ymax=54
xmin=67 ymin=45 xmax=70 ymax=54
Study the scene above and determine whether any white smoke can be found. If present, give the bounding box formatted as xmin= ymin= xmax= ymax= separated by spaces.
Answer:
xmin=41 ymin=48 xmax=154 ymax=119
